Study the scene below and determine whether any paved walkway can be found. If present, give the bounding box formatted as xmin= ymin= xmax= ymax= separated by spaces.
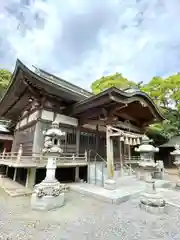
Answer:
xmin=70 ymin=176 xmax=172 ymax=204
xmin=159 ymin=188 xmax=180 ymax=207
xmin=0 ymin=176 xmax=32 ymax=197
xmin=0 ymin=188 xmax=180 ymax=239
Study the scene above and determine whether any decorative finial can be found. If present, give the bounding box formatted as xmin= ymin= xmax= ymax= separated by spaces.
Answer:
xmin=52 ymin=121 xmax=59 ymax=129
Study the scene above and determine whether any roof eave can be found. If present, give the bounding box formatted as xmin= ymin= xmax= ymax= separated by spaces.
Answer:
xmin=71 ymin=87 xmax=165 ymax=122
xmin=0 ymin=59 xmax=92 ymax=119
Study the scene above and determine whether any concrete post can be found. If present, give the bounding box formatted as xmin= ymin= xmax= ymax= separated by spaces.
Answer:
xmin=5 ymin=166 xmax=8 ymax=176
xmin=25 ymin=168 xmax=36 ymax=189
xmin=13 ymin=168 xmax=17 ymax=181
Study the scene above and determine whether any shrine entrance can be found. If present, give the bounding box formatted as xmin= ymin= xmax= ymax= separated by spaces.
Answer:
xmin=106 ymin=125 xmax=142 ymax=178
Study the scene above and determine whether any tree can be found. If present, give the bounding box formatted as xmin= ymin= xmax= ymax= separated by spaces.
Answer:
xmin=0 ymin=69 xmax=11 ymax=98
xmin=140 ymin=77 xmax=168 ymax=107
xmin=91 ymin=72 xmax=136 ymax=94
xmin=140 ymin=74 xmax=180 ymax=138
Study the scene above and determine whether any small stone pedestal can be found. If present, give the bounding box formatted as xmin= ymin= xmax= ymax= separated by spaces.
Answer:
xmin=104 ymin=178 xmax=116 ymax=190
xmin=31 ymin=179 xmax=65 ymax=211
xmin=139 ymin=170 xmax=166 ymax=214
xmin=135 ymin=135 xmax=166 ymax=214
xmin=31 ymin=121 xmax=66 ymax=211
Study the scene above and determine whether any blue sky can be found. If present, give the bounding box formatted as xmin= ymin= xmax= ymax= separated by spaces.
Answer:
xmin=0 ymin=0 xmax=180 ymax=89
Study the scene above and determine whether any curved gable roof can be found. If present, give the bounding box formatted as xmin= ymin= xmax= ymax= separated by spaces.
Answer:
xmin=71 ymin=87 xmax=164 ymax=122
xmin=0 ymin=59 xmax=93 ymax=120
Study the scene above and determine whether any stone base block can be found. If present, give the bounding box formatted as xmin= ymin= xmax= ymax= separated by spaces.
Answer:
xmin=139 ymin=202 xmax=166 ymax=214
xmin=175 ymin=181 xmax=180 ymax=190
xmin=153 ymin=172 xmax=163 ymax=180
xmin=104 ymin=179 xmax=116 ymax=190
xmin=31 ymin=192 xmax=65 ymax=211
xmin=139 ymin=191 xmax=166 ymax=214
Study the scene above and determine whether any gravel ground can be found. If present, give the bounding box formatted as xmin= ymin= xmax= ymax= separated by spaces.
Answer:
xmin=0 ymin=188 xmax=180 ymax=240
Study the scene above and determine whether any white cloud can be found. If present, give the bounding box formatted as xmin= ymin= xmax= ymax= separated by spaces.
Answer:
xmin=0 ymin=0 xmax=180 ymax=90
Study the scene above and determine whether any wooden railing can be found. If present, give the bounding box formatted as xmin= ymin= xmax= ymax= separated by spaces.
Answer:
xmin=0 ymin=151 xmax=87 ymax=166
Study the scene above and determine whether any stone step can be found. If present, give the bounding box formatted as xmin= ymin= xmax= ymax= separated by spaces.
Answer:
xmin=0 ymin=176 xmax=32 ymax=197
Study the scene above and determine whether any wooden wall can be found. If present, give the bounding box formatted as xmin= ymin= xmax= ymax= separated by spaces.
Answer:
xmin=12 ymin=124 xmax=36 ymax=155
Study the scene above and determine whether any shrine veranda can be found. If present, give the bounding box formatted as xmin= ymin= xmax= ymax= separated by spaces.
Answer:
xmin=0 ymin=59 xmax=164 ymax=189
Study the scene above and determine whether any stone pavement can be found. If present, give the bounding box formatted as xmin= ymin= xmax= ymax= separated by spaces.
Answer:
xmin=1 ymin=187 xmax=180 ymax=239
xmin=159 ymin=188 xmax=180 ymax=207
xmin=69 ymin=176 xmax=172 ymax=204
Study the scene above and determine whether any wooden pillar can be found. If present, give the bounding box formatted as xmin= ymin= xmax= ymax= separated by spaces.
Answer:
xmin=106 ymin=125 xmax=114 ymax=178
xmin=32 ymin=121 xmax=42 ymax=155
xmin=11 ymin=130 xmax=17 ymax=153
xmin=75 ymin=166 xmax=80 ymax=182
xmin=169 ymin=154 xmax=172 ymax=168
xmin=76 ymin=127 xmax=80 ymax=155
xmin=0 ymin=165 xmax=6 ymax=175
xmin=17 ymin=144 xmax=23 ymax=163
xmin=95 ymin=125 xmax=99 ymax=152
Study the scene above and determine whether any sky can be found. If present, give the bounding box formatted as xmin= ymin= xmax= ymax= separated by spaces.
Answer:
xmin=0 ymin=0 xmax=180 ymax=89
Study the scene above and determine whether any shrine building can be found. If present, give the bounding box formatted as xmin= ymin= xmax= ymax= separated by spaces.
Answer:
xmin=0 ymin=59 xmax=164 ymax=188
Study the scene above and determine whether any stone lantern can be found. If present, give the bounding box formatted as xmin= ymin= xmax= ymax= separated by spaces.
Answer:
xmin=31 ymin=121 xmax=66 ymax=211
xmin=170 ymin=144 xmax=180 ymax=189
xmin=135 ymin=135 xmax=159 ymax=181
xmin=135 ymin=135 xmax=166 ymax=213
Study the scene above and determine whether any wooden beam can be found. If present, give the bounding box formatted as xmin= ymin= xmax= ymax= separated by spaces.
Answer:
xmin=116 ymin=112 xmax=141 ymax=126
xmin=107 ymin=125 xmax=142 ymax=138
xmin=72 ymin=95 xmax=110 ymax=115
xmin=78 ymin=107 xmax=102 ymax=119
xmin=115 ymin=121 xmax=142 ymax=133
xmin=110 ymin=131 xmax=142 ymax=138
xmin=79 ymin=107 xmax=109 ymax=124
xmin=80 ymin=116 xmax=118 ymax=126
xmin=109 ymin=104 xmax=128 ymax=116
xmin=23 ymin=76 xmax=42 ymax=100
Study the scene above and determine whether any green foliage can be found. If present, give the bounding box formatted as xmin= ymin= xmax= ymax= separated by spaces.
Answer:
xmin=91 ymin=73 xmax=135 ymax=94
xmin=0 ymin=69 xmax=11 ymax=98
xmin=91 ymin=72 xmax=180 ymax=141
xmin=140 ymin=74 xmax=180 ymax=139
xmin=140 ymin=76 xmax=168 ymax=107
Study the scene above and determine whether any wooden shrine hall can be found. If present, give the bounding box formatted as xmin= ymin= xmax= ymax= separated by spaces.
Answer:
xmin=0 ymin=59 xmax=164 ymax=188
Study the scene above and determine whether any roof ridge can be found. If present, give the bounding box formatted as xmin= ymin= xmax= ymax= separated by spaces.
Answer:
xmin=33 ymin=66 xmax=93 ymax=98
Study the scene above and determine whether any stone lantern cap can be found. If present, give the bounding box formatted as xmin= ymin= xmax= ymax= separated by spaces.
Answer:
xmin=44 ymin=121 xmax=65 ymax=138
xmin=135 ymin=135 xmax=159 ymax=153
xmin=170 ymin=144 xmax=180 ymax=156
